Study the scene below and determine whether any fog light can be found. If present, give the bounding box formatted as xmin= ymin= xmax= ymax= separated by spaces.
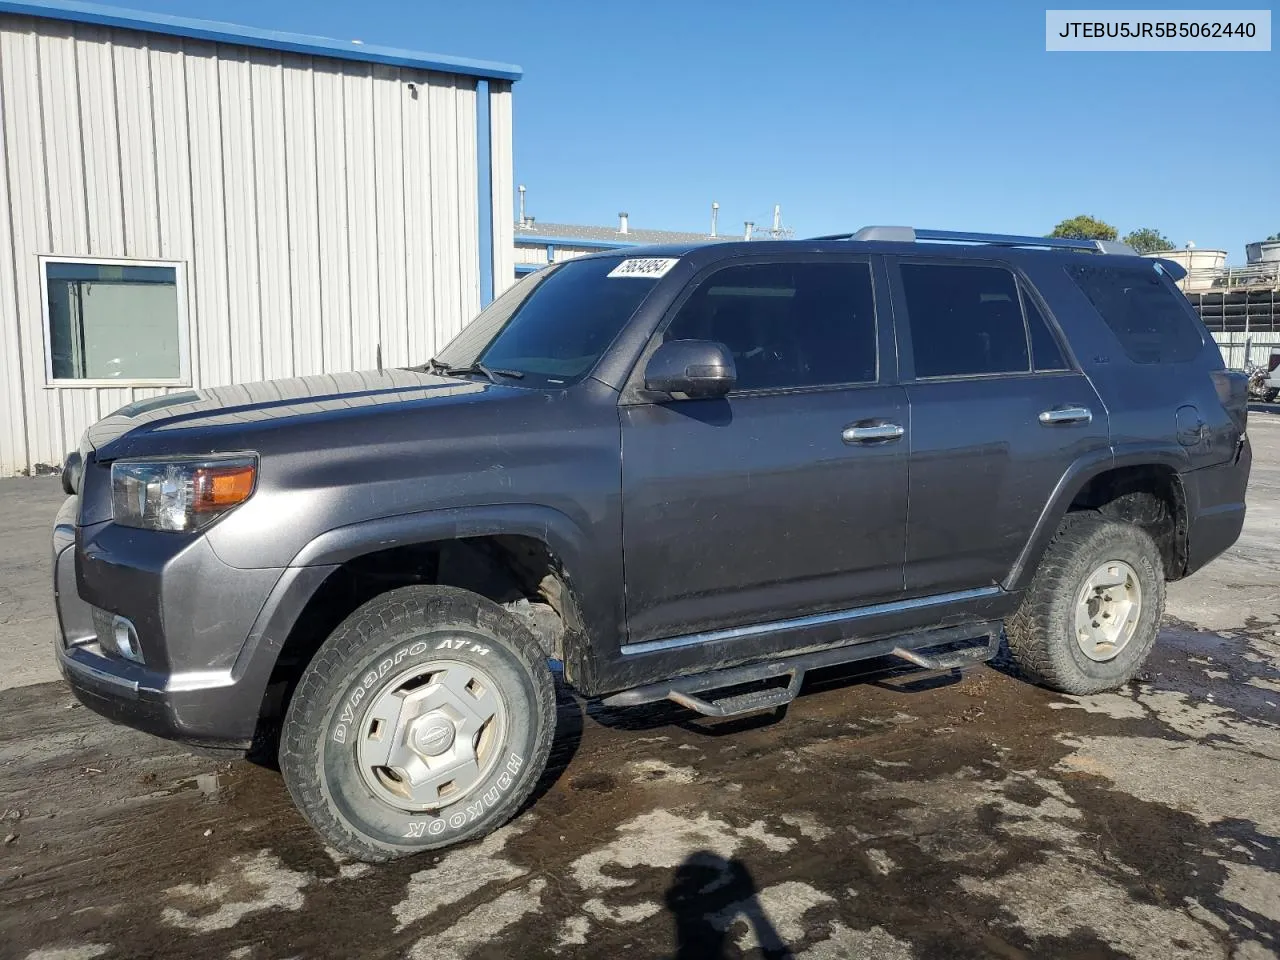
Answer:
xmin=111 ymin=616 xmax=144 ymax=663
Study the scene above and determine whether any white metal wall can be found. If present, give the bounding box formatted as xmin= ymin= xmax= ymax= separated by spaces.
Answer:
xmin=513 ymin=242 xmax=604 ymax=268
xmin=488 ymin=82 xmax=516 ymax=297
xmin=0 ymin=13 xmax=509 ymax=475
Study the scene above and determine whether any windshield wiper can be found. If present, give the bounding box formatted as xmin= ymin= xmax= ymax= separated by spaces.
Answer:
xmin=443 ymin=362 xmax=525 ymax=383
xmin=413 ymin=357 xmax=525 ymax=382
xmin=405 ymin=357 xmax=451 ymax=375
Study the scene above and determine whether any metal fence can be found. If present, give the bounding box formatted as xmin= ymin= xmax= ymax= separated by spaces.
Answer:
xmin=1211 ymin=332 xmax=1280 ymax=371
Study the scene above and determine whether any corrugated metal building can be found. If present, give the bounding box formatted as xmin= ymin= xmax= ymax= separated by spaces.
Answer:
xmin=0 ymin=0 xmax=520 ymax=475
xmin=512 ymin=215 xmax=729 ymax=280
xmin=509 ymin=202 xmax=784 ymax=282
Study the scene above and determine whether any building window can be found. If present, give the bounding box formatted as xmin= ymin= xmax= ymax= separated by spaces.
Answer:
xmin=42 ymin=257 xmax=189 ymax=385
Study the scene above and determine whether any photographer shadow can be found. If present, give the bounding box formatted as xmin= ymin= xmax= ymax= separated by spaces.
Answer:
xmin=664 ymin=851 xmax=793 ymax=960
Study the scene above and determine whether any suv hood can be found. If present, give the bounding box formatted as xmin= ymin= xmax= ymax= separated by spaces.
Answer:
xmin=86 ymin=368 xmax=502 ymax=457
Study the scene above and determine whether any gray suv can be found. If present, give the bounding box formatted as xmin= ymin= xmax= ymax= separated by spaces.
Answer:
xmin=52 ymin=226 xmax=1251 ymax=861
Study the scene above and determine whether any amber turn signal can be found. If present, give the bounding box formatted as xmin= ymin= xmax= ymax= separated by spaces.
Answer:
xmin=191 ymin=462 xmax=257 ymax=512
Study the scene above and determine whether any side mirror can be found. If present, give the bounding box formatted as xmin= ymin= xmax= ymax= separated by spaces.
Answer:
xmin=644 ymin=339 xmax=737 ymax=399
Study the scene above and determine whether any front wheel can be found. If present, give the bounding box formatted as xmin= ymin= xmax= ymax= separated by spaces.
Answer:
xmin=280 ymin=585 xmax=556 ymax=861
xmin=1005 ymin=513 xmax=1165 ymax=695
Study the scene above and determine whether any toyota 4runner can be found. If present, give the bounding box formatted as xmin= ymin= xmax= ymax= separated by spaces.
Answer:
xmin=52 ymin=226 xmax=1251 ymax=861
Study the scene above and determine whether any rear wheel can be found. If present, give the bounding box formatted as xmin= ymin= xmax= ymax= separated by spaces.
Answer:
xmin=1264 ymin=388 xmax=1279 ymax=403
xmin=1006 ymin=513 xmax=1164 ymax=695
xmin=280 ymin=585 xmax=555 ymax=861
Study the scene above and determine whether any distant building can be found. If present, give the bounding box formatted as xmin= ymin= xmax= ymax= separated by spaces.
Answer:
xmin=511 ymin=194 xmax=788 ymax=280
xmin=512 ymin=216 xmax=717 ymax=278
xmin=1146 ymin=242 xmax=1280 ymax=370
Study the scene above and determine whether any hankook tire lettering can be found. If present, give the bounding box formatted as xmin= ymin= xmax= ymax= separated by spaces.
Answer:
xmin=400 ymin=752 xmax=526 ymax=839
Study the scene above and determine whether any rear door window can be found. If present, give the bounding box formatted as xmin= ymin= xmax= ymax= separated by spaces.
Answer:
xmin=1023 ymin=290 xmax=1070 ymax=371
xmin=1065 ymin=263 xmax=1204 ymax=364
xmin=899 ymin=262 xmax=1030 ymax=378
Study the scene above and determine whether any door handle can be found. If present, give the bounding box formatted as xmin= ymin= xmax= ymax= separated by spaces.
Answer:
xmin=842 ymin=422 xmax=905 ymax=443
xmin=1039 ymin=406 xmax=1093 ymax=425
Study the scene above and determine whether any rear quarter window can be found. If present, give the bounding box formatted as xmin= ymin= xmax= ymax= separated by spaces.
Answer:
xmin=1065 ymin=263 xmax=1204 ymax=364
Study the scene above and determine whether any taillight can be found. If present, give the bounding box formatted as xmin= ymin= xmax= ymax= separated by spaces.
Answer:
xmin=1268 ymin=351 xmax=1280 ymax=372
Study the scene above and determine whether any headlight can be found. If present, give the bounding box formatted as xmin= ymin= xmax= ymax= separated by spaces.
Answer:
xmin=111 ymin=457 xmax=257 ymax=532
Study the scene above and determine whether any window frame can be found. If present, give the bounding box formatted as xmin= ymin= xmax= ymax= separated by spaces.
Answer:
xmin=889 ymin=255 xmax=1078 ymax=383
xmin=623 ymin=253 xmax=886 ymax=401
xmin=1019 ymin=279 xmax=1076 ymax=373
xmin=40 ymin=254 xmax=191 ymax=388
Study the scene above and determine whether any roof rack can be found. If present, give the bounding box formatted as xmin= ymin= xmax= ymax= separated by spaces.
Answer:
xmin=809 ymin=225 xmax=1136 ymax=256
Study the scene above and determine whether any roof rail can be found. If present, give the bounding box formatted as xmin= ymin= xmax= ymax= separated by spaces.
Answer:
xmin=811 ymin=225 xmax=1137 ymax=256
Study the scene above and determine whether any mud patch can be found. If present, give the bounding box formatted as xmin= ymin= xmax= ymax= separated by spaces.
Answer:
xmin=781 ymin=811 xmax=833 ymax=842
xmin=1057 ymin=736 xmax=1280 ymax=835
xmin=22 ymin=947 xmax=110 ymax=960
xmin=161 ymin=851 xmax=309 ymax=933
xmin=405 ymin=878 xmax=546 ymax=960
xmin=712 ymin=880 xmax=834 ymax=952
xmin=625 ymin=758 xmax=697 ymax=785
xmin=393 ymin=823 xmax=529 ymax=929
xmin=800 ymin=923 xmax=914 ymax=959
xmin=961 ymin=851 xmax=1223 ymax=959
xmin=555 ymin=914 xmax=591 ymax=950
xmin=571 ymin=809 xmax=794 ymax=895
xmin=1220 ymin=861 xmax=1280 ymax=925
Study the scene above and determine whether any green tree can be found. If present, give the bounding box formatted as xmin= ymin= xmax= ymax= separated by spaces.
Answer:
xmin=1267 ymin=232 xmax=1280 ymax=241
xmin=1122 ymin=228 xmax=1174 ymax=254
xmin=1049 ymin=215 xmax=1118 ymax=241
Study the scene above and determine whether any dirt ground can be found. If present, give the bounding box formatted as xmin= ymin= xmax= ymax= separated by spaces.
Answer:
xmin=1 ymin=419 xmax=1278 ymax=960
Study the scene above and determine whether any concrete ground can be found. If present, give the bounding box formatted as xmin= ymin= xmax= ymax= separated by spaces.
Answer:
xmin=1 ymin=421 xmax=1278 ymax=960
xmin=0 ymin=479 xmax=64 ymax=690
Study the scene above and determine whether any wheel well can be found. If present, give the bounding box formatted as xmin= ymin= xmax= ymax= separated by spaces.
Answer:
xmin=251 ymin=536 xmax=578 ymax=754
xmin=1068 ymin=465 xmax=1187 ymax=579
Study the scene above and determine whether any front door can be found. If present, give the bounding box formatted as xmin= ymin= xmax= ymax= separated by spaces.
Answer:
xmin=890 ymin=257 xmax=1110 ymax=594
xmin=620 ymin=256 xmax=909 ymax=646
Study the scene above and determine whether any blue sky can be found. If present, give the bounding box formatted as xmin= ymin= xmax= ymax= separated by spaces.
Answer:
xmin=127 ymin=0 xmax=1275 ymax=259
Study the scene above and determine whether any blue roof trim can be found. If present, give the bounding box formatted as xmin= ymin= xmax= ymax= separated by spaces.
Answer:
xmin=0 ymin=0 xmax=523 ymax=80
xmin=513 ymin=234 xmax=640 ymax=250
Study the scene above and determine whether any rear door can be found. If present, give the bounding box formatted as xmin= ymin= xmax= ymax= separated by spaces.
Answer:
xmin=890 ymin=257 xmax=1110 ymax=594
xmin=619 ymin=255 xmax=909 ymax=646
xmin=1062 ymin=260 xmax=1239 ymax=472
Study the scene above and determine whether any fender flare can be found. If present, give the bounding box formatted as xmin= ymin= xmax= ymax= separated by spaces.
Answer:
xmin=1002 ymin=443 xmax=1190 ymax=592
xmin=225 ymin=504 xmax=608 ymax=737
xmin=285 ymin=503 xmax=615 ymax=673
xmin=288 ymin=502 xmax=594 ymax=571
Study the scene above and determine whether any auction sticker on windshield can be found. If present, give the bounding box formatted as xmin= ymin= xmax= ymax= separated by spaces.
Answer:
xmin=607 ymin=258 xmax=680 ymax=279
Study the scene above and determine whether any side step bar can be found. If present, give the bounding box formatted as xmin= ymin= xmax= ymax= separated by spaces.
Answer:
xmin=601 ymin=622 xmax=1002 ymax=719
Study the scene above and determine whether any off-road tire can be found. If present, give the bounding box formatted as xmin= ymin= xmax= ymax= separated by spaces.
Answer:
xmin=1005 ymin=512 xmax=1164 ymax=695
xmin=280 ymin=585 xmax=556 ymax=862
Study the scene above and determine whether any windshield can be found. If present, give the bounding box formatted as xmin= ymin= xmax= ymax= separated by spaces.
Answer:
xmin=432 ymin=257 xmax=669 ymax=386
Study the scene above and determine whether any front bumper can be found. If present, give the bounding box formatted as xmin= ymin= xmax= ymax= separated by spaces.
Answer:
xmin=57 ymin=645 xmax=241 ymax=748
xmin=53 ymin=495 xmax=333 ymax=750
